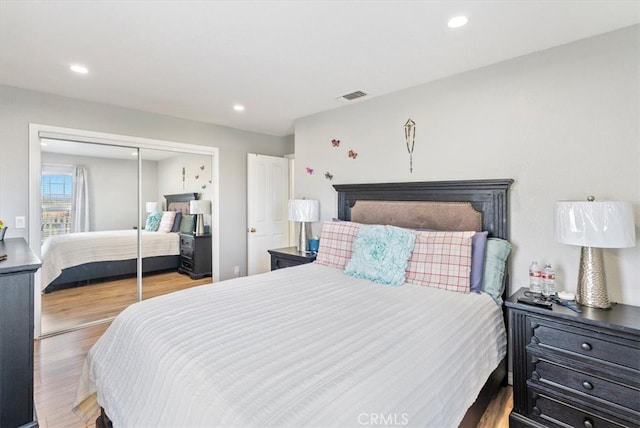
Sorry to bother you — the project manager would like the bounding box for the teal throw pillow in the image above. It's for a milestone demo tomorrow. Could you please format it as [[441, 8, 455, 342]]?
[[345, 225, 416, 286], [144, 212, 163, 232]]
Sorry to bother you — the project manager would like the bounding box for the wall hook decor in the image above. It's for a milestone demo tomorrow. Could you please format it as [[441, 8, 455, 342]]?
[[404, 118, 416, 173]]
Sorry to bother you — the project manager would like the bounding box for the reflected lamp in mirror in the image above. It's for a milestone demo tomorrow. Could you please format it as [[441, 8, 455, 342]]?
[[288, 199, 320, 252], [555, 197, 636, 309], [190, 200, 211, 236], [145, 202, 158, 213]]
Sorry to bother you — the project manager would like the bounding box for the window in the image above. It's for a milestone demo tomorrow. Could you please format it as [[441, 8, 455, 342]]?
[[41, 174, 72, 241]]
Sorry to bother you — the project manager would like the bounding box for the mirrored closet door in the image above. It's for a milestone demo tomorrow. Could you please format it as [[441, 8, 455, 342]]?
[[139, 148, 215, 301], [32, 127, 219, 338], [40, 140, 139, 335]]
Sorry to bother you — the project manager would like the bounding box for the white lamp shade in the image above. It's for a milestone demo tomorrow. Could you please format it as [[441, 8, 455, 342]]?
[[288, 199, 320, 222], [145, 202, 158, 213], [189, 200, 211, 215], [555, 201, 636, 248]]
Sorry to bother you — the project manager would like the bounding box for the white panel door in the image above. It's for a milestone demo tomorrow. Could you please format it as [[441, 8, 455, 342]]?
[[247, 154, 289, 275]]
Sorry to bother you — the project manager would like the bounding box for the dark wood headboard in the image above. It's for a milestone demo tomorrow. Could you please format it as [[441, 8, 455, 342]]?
[[334, 179, 513, 240], [334, 179, 514, 302]]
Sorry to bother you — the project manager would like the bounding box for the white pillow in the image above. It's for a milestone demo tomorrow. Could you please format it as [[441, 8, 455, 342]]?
[[157, 211, 177, 233]]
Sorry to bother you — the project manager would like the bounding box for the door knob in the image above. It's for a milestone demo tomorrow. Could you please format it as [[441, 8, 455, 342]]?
[[249, 227, 256, 233]]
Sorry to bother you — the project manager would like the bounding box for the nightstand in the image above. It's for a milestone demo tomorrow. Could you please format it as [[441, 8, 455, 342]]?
[[506, 287, 640, 428], [178, 233, 212, 279], [268, 246, 316, 270]]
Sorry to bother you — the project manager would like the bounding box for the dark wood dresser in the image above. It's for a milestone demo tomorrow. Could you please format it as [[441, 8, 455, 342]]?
[[0, 238, 41, 428], [506, 287, 640, 428], [268, 246, 317, 270]]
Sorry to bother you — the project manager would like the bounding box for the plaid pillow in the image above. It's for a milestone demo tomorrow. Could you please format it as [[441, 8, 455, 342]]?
[[315, 221, 361, 269], [406, 231, 475, 293]]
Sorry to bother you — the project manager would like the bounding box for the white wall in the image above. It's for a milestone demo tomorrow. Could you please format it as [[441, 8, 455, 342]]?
[[0, 86, 293, 280], [294, 26, 640, 306]]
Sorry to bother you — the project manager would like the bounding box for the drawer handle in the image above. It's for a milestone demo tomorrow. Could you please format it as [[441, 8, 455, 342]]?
[[583, 418, 594, 428], [582, 381, 594, 390], [581, 342, 593, 351]]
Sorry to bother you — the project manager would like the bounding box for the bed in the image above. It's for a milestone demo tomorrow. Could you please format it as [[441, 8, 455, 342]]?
[[74, 179, 513, 427], [41, 193, 198, 293]]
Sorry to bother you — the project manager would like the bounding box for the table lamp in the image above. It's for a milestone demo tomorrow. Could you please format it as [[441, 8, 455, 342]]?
[[190, 200, 211, 236], [555, 197, 636, 309], [145, 202, 158, 213], [288, 199, 320, 252]]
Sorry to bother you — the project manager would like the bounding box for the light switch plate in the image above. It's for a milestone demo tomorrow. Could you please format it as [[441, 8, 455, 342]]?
[[15, 216, 25, 229]]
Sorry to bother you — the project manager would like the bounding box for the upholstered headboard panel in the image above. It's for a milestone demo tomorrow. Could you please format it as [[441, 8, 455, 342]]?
[[350, 201, 482, 232]]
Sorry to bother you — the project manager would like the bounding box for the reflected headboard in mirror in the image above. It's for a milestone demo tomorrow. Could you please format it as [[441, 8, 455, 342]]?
[[164, 193, 199, 214]]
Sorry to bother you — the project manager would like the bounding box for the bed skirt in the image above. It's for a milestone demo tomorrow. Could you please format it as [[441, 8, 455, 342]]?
[[43, 255, 180, 293]]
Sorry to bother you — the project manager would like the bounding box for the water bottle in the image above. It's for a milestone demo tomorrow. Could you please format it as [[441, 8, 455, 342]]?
[[529, 261, 542, 294], [542, 264, 556, 296]]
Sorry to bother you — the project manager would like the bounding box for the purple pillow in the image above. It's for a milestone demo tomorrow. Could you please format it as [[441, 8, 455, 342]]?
[[470, 231, 489, 293], [171, 211, 183, 233]]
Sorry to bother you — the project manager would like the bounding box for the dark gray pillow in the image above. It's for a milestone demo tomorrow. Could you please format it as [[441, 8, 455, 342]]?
[[171, 211, 183, 233]]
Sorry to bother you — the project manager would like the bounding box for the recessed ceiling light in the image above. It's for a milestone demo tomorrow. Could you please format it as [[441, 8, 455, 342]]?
[[131, 151, 138, 156], [70, 64, 89, 74], [448, 16, 468, 29], [233, 105, 245, 112], [40, 141, 47, 146]]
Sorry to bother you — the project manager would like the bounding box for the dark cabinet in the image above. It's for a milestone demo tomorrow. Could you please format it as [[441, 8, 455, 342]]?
[[268, 246, 317, 271], [178, 233, 212, 279], [0, 238, 41, 428], [506, 287, 640, 428]]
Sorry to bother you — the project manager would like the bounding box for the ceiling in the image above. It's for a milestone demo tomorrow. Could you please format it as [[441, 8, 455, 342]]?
[[1, 1, 639, 137]]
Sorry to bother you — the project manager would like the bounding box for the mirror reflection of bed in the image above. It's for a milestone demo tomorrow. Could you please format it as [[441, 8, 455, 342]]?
[[39, 142, 214, 335]]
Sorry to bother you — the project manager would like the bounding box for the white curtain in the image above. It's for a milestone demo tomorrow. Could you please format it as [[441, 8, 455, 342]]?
[[71, 165, 89, 232]]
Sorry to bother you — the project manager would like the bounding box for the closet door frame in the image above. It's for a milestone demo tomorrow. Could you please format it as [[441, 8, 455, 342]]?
[[28, 123, 220, 338]]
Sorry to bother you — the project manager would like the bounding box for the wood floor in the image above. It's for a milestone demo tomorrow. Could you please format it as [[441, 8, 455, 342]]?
[[41, 271, 212, 334]]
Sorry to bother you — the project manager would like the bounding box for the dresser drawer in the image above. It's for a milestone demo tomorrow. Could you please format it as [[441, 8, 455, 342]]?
[[532, 360, 640, 411], [273, 257, 302, 269], [180, 234, 194, 250], [180, 259, 194, 271], [533, 320, 640, 370], [530, 391, 632, 428]]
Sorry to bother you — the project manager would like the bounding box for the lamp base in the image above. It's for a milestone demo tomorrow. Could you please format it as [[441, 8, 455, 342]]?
[[297, 222, 308, 252], [195, 213, 206, 236], [576, 246, 611, 309]]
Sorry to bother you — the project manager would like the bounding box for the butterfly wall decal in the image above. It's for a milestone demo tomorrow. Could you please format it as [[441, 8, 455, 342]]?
[[306, 167, 314, 175], [348, 150, 358, 159], [325, 172, 334, 180], [331, 139, 340, 147], [200, 165, 205, 170], [195, 174, 199, 179]]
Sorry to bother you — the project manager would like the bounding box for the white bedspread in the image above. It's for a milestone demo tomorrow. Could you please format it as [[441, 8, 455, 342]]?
[[74, 263, 506, 428], [41, 230, 180, 290]]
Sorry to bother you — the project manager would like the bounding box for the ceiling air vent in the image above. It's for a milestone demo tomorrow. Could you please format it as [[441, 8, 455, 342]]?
[[341, 90, 367, 101]]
